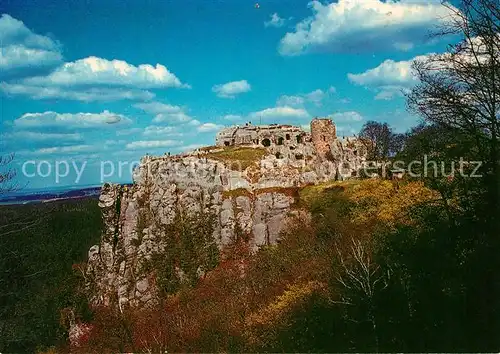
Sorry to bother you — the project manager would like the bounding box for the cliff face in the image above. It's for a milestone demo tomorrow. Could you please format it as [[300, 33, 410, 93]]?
[[87, 154, 305, 309], [86, 133, 367, 309]]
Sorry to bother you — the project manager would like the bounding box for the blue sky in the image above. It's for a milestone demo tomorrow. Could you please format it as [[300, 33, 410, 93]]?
[[0, 0, 458, 189]]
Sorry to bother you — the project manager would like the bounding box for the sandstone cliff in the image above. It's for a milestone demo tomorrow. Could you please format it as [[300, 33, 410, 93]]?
[[86, 130, 367, 309]]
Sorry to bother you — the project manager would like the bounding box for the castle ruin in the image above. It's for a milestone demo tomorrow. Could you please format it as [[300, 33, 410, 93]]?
[[215, 124, 307, 148], [215, 118, 365, 165]]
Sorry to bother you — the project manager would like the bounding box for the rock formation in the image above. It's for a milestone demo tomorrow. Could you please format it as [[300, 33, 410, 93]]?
[[86, 117, 368, 309]]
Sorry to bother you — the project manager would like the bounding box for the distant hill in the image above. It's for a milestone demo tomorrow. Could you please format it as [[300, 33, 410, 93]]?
[[0, 185, 103, 205]]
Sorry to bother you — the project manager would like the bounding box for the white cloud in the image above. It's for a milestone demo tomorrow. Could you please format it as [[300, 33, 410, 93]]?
[[348, 55, 426, 100], [0, 14, 59, 49], [13, 110, 132, 130], [276, 95, 305, 107], [36, 145, 97, 155], [265, 13, 286, 28], [305, 89, 326, 106], [1, 52, 188, 101], [197, 123, 224, 133], [23, 56, 189, 89], [142, 126, 183, 137], [276, 87, 335, 107], [134, 102, 183, 114], [330, 111, 364, 122], [336, 126, 358, 135], [330, 111, 365, 136], [125, 140, 182, 150], [212, 80, 251, 98], [4, 131, 83, 143], [0, 14, 63, 79], [0, 45, 63, 77], [116, 128, 143, 136], [134, 101, 195, 125], [350, 36, 500, 101], [153, 112, 193, 124], [249, 106, 310, 120], [0, 83, 154, 102], [188, 119, 201, 126], [279, 0, 457, 55]]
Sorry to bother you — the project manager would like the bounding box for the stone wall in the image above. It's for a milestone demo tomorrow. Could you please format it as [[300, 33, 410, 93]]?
[[216, 124, 307, 148], [310, 118, 337, 160]]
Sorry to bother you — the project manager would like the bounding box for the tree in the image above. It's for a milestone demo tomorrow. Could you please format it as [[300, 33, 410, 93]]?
[[359, 121, 405, 162], [0, 153, 18, 194], [407, 0, 499, 220], [406, 0, 500, 348]]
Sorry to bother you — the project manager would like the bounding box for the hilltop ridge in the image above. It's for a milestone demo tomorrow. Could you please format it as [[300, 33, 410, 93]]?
[[84, 117, 369, 311]]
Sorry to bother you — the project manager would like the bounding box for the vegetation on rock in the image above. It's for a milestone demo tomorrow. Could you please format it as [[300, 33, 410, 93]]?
[[205, 146, 267, 170]]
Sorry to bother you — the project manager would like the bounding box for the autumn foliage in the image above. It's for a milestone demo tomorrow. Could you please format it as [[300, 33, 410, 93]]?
[[73, 179, 446, 353]]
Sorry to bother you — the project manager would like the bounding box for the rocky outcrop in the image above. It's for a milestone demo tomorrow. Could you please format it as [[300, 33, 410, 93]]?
[[87, 155, 303, 309], [86, 118, 369, 310]]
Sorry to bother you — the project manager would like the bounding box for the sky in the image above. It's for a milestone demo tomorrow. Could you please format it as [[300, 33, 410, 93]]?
[[0, 0, 459, 189]]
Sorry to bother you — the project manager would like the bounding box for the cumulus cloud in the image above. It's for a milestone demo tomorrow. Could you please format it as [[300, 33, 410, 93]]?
[[23, 56, 189, 89], [276, 87, 335, 107], [265, 13, 286, 28], [329, 111, 365, 136], [249, 106, 310, 120], [350, 36, 500, 101], [330, 111, 364, 122], [278, 0, 457, 55], [134, 101, 195, 125], [305, 89, 327, 106], [142, 126, 183, 137], [197, 123, 224, 133], [1, 52, 188, 101], [348, 55, 425, 100], [0, 83, 154, 102], [134, 102, 183, 114], [212, 80, 251, 98], [152, 112, 194, 124], [125, 140, 182, 150], [13, 110, 132, 130], [0, 46, 63, 80], [0, 14, 63, 79], [276, 95, 305, 107]]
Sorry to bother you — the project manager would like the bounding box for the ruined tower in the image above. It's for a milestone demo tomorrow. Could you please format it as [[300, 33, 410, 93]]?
[[310, 118, 336, 159]]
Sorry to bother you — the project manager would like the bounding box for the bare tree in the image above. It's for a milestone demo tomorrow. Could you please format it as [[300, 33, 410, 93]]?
[[407, 1, 500, 347], [332, 237, 390, 352], [359, 121, 405, 162], [407, 0, 500, 217], [0, 153, 18, 194]]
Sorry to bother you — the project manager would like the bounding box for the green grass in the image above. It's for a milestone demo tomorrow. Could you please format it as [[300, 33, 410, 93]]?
[[206, 147, 267, 170]]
